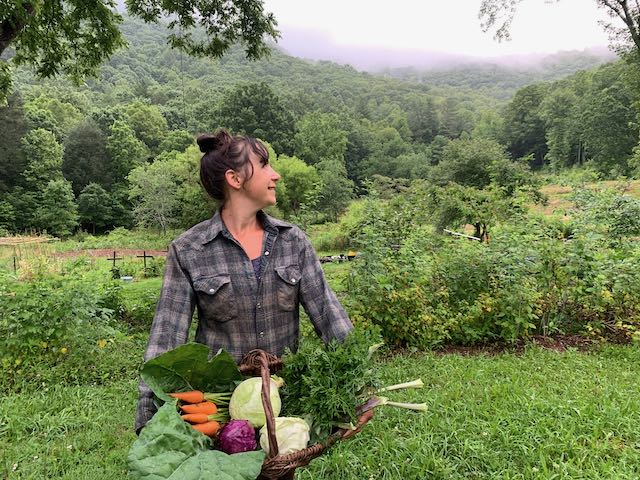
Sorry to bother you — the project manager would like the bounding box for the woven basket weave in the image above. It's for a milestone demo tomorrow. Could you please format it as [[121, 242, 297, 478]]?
[[238, 349, 374, 480]]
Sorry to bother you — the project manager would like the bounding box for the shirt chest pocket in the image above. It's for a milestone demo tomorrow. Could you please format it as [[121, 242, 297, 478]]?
[[193, 275, 237, 323], [274, 265, 301, 312]]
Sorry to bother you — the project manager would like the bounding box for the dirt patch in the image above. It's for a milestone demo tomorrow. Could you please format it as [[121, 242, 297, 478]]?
[[53, 249, 168, 259], [434, 335, 597, 357]]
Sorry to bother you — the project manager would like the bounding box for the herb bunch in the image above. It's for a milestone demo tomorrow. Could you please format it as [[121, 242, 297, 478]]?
[[280, 326, 383, 439]]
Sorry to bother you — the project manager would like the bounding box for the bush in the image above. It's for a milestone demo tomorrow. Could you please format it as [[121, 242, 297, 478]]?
[[0, 276, 113, 374], [344, 183, 640, 348]]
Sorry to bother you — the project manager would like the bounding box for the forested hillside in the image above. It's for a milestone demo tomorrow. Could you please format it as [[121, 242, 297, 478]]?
[[1, 15, 638, 237], [381, 48, 615, 99]]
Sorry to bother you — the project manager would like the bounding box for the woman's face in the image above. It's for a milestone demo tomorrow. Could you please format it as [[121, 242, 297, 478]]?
[[240, 152, 281, 208]]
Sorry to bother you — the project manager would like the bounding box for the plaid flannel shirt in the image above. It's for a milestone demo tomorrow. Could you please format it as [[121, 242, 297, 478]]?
[[135, 211, 353, 432]]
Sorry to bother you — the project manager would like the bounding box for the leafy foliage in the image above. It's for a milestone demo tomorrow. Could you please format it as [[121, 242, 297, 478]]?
[[0, 275, 111, 372], [128, 402, 264, 480], [344, 181, 640, 348], [280, 326, 383, 438]]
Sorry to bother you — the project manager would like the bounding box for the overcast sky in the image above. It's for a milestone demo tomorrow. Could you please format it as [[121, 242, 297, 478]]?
[[263, 0, 611, 57]]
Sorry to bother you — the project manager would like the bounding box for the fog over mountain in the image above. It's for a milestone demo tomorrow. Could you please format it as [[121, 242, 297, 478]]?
[[276, 25, 616, 72]]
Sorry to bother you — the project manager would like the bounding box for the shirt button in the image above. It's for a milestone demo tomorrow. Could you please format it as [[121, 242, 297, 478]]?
[[209, 288, 215, 293], [259, 331, 265, 337], [291, 278, 296, 283], [264, 251, 270, 256], [257, 303, 261, 309]]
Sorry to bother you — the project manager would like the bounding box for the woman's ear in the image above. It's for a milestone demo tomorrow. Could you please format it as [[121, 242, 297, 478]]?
[[224, 169, 242, 191]]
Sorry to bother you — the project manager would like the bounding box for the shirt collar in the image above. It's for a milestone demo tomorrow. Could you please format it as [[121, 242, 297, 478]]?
[[202, 210, 292, 244]]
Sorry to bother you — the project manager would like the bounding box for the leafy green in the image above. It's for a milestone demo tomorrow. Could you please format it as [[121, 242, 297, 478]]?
[[280, 326, 383, 440], [141, 343, 242, 402], [128, 402, 265, 480]]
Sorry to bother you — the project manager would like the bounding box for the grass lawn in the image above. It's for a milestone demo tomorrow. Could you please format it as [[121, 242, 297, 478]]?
[[2, 344, 640, 479]]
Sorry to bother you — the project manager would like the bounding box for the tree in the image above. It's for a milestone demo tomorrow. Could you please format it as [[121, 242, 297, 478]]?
[[501, 84, 548, 167], [24, 93, 84, 139], [423, 182, 524, 242], [20, 128, 64, 190], [128, 159, 178, 232], [124, 101, 168, 153], [0, 0, 279, 102], [363, 126, 413, 178], [271, 155, 321, 219], [430, 137, 511, 189], [579, 82, 637, 174], [217, 82, 296, 155], [62, 118, 112, 194], [315, 159, 355, 222], [0, 92, 29, 192], [158, 129, 194, 154], [404, 93, 440, 144], [479, 1, 640, 58], [106, 120, 149, 182], [293, 111, 348, 165], [77, 183, 114, 233], [539, 87, 580, 169], [33, 179, 79, 237]]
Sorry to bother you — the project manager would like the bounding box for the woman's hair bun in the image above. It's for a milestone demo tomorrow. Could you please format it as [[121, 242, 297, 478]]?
[[197, 130, 232, 154]]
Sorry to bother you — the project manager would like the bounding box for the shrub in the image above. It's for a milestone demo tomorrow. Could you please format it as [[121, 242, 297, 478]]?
[[0, 276, 113, 373], [344, 183, 640, 348]]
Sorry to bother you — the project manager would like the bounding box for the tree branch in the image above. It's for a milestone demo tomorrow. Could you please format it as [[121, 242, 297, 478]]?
[[602, 0, 640, 50], [0, 2, 35, 56]]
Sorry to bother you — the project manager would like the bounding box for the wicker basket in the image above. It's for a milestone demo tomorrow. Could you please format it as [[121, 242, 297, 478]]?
[[238, 349, 374, 480]]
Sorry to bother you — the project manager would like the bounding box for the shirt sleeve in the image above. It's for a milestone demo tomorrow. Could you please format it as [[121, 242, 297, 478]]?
[[297, 230, 353, 343], [135, 241, 196, 433]]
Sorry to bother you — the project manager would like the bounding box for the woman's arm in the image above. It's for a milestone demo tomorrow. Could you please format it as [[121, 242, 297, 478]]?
[[135, 242, 196, 433], [297, 231, 353, 343]]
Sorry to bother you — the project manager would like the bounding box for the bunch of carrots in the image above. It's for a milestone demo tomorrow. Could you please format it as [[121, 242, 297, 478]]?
[[169, 390, 232, 437]]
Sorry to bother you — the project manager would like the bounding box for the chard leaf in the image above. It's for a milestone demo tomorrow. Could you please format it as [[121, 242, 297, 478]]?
[[128, 403, 264, 480], [167, 450, 265, 479], [128, 402, 211, 479], [141, 343, 242, 401]]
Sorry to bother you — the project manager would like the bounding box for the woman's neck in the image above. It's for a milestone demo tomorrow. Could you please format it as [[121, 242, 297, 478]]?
[[220, 203, 261, 238]]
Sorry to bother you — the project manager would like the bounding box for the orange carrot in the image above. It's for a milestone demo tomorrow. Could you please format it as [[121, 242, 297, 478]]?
[[181, 413, 209, 424], [192, 420, 221, 437], [169, 391, 204, 404], [181, 410, 229, 424], [181, 401, 218, 415]]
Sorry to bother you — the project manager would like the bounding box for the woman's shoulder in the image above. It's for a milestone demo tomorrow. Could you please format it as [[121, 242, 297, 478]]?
[[262, 213, 307, 241], [171, 217, 218, 251]]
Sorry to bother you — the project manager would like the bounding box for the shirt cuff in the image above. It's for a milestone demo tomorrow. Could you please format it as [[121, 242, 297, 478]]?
[[135, 396, 157, 435]]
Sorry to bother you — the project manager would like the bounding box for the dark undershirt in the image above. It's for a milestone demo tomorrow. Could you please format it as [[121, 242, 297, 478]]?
[[251, 257, 262, 281]]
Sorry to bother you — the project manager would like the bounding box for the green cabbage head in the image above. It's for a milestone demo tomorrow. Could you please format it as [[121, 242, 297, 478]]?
[[229, 375, 284, 428], [259, 417, 310, 455]]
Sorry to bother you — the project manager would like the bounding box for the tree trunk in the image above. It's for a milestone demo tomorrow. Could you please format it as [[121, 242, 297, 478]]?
[[0, 3, 35, 56]]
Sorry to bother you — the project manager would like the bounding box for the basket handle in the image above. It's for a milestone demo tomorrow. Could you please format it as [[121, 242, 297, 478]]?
[[258, 350, 280, 459]]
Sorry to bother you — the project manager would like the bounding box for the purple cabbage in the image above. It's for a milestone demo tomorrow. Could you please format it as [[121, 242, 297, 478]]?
[[218, 420, 257, 454]]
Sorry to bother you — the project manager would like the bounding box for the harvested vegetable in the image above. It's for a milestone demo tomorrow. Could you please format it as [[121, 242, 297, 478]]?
[[169, 390, 205, 403], [259, 417, 310, 455], [218, 420, 258, 454], [127, 402, 265, 480], [181, 410, 229, 424], [169, 390, 233, 405], [180, 401, 218, 415], [192, 420, 221, 437], [229, 376, 284, 428], [357, 395, 427, 414], [280, 326, 383, 437], [377, 379, 424, 392]]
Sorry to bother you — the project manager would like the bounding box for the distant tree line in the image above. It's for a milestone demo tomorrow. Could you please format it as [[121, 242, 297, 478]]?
[[0, 16, 639, 237]]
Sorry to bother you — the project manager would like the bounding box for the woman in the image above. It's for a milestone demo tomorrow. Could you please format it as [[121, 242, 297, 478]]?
[[135, 130, 353, 432]]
